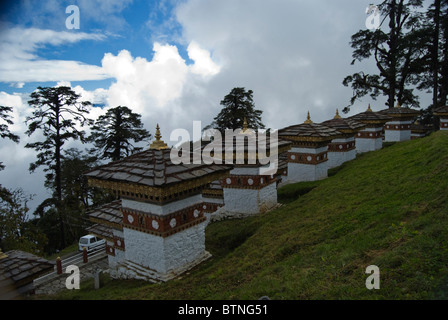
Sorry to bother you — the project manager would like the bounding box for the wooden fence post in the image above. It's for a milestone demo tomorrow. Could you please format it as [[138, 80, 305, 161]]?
[[83, 247, 88, 263], [56, 257, 62, 274]]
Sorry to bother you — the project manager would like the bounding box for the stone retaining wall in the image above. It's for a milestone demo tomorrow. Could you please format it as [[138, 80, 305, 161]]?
[[34, 256, 108, 295]]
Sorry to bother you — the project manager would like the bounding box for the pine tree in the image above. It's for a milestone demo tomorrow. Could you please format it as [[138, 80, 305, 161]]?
[[0, 106, 20, 171], [0, 187, 47, 254], [205, 87, 265, 133], [25, 86, 92, 249], [417, 0, 448, 110], [89, 106, 151, 162], [342, 0, 425, 112]]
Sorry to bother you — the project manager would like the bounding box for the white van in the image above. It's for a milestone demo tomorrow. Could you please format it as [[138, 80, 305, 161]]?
[[78, 235, 105, 252]]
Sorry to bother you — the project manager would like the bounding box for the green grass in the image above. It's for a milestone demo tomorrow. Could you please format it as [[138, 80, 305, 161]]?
[[45, 243, 79, 260], [46, 131, 448, 300]]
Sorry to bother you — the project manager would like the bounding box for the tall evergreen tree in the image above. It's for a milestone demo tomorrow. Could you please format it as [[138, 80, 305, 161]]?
[[25, 86, 92, 249], [0, 187, 47, 254], [89, 106, 151, 162], [417, 0, 448, 110], [342, 0, 425, 112], [0, 106, 20, 171], [38, 148, 115, 250], [205, 87, 265, 133], [440, 1, 448, 107]]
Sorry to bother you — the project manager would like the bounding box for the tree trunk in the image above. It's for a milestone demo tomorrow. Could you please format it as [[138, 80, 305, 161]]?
[[388, 0, 398, 108], [433, 0, 441, 108], [440, 4, 448, 106], [55, 104, 65, 249], [113, 109, 122, 161]]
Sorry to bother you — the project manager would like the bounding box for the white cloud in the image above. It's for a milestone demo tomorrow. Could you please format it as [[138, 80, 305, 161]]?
[[0, 27, 108, 83], [101, 41, 221, 113], [0, 91, 27, 134], [173, 0, 388, 128], [0, 0, 434, 216], [188, 41, 220, 77], [0, 91, 49, 211], [9, 82, 25, 89], [76, 0, 134, 31]]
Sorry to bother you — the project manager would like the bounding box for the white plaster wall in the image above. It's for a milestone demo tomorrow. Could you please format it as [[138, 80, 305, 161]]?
[[230, 167, 262, 175], [286, 161, 328, 182], [355, 127, 383, 153], [316, 162, 327, 180], [330, 137, 353, 144], [123, 222, 207, 274], [122, 194, 202, 215], [327, 137, 355, 169], [374, 137, 383, 150], [384, 120, 412, 142], [356, 138, 379, 153], [107, 240, 118, 269], [343, 149, 357, 162], [290, 146, 328, 154], [123, 228, 165, 273], [327, 152, 344, 169], [223, 182, 277, 214], [231, 164, 277, 176], [163, 222, 206, 273], [386, 120, 411, 126], [111, 229, 125, 266], [385, 129, 411, 142], [363, 127, 380, 132]]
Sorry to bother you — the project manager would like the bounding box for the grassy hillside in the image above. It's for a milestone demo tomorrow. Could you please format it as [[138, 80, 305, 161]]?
[[50, 131, 448, 300]]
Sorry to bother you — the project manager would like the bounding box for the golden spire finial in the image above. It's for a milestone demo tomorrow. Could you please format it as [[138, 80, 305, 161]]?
[[150, 123, 168, 150], [366, 104, 373, 112], [304, 111, 313, 124], [334, 109, 342, 119], [155, 123, 162, 140], [240, 117, 254, 134]]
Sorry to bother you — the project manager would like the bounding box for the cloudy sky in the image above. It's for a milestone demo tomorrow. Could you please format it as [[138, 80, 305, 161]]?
[[0, 0, 430, 213]]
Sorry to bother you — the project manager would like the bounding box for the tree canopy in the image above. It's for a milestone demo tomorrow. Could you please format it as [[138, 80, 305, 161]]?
[[343, 0, 426, 112], [0, 106, 20, 171], [205, 87, 265, 133], [0, 187, 47, 255], [89, 106, 151, 162], [25, 86, 92, 249]]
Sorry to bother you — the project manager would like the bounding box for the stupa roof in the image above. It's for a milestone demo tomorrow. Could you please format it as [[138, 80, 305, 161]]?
[[321, 109, 366, 134], [0, 250, 54, 298], [202, 180, 224, 199], [434, 106, 448, 116], [87, 200, 123, 231], [202, 122, 292, 165], [86, 148, 228, 187], [279, 112, 342, 144], [85, 125, 232, 203], [86, 223, 114, 241], [379, 103, 420, 119], [349, 104, 392, 125]]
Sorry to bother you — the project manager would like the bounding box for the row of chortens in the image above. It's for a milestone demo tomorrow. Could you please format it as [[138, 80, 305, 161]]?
[[84, 103, 448, 282]]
